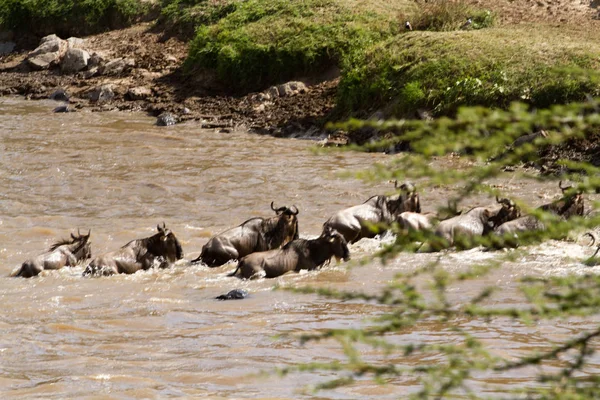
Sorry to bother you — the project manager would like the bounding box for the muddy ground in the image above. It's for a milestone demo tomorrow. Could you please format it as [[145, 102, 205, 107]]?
[[0, 22, 338, 137]]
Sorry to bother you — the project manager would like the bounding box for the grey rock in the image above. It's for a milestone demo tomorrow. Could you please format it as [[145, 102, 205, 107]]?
[[215, 289, 248, 300], [53, 105, 70, 113], [277, 83, 294, 97], [266, 86, 279, 99], [101, 57, 135, 76], [61, 48, 90, 74], [267, 81, 308, 98], [27, 34, 67, 70], [126, 86, 152, 101], [27, 52, 62, 70], [49, 89, 69, 102], [66, 37, 85, 50], [87, 51, 106, 70], [89, 85, 114, 103], [39, 34, 61, 46], [287, 81, 307, 93], [156, 112, 177, 126]]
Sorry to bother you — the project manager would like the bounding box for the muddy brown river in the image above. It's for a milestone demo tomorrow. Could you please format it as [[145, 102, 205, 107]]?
[[1, 97, 599, 398]]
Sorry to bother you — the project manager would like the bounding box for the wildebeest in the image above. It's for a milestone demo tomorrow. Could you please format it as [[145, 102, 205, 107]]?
[[83, 223, 183, 276], [322, 181, 421, 243], [397, 212, 439, 232], [432, 197, 520, 248], [191, 202, 299, 267], [12, 230, 92, 278], [228, 227, 350, 279], [495, 181, 584, 236]]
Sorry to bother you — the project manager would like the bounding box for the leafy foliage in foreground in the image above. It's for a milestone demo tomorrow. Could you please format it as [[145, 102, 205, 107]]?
[[282, 99, 600, 398]]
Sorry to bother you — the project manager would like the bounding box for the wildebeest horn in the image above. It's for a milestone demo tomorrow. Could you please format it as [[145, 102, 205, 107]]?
[[559, 180, 572, 193], [290, 205, 299, 215], [270, 201, 287, 213], [584, 232, 598, 247]]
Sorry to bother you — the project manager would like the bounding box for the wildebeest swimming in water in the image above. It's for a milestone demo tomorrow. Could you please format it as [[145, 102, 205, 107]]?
[[12, 230, 92, 278], [83, 223, 183, 276], [228, 227, 350, 280], [191, 202, 299, 268], [322, 180, 421, 243], [495, 181, 585, 237]]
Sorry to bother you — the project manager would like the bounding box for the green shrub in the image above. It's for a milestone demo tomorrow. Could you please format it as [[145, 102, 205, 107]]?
[[400, 0, 495, 32], [157, 0, 237, 39], [0, 0, 152, 38], [185, 0, 392, 92]]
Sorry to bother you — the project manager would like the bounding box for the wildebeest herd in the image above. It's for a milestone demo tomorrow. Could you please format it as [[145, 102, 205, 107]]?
[[10, 180, 587, 280]]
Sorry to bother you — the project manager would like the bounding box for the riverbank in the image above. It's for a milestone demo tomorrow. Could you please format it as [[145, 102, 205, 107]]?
[[0, 0, 599, 141]]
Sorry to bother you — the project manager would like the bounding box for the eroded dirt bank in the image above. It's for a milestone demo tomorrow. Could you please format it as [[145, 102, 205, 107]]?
[[0, 23, 338, 136]]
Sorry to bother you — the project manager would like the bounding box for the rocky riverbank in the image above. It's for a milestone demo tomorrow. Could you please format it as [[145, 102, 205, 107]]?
[[0, 23, 338, 137]]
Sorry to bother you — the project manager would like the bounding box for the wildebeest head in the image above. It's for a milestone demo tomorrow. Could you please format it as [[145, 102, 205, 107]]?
[[322, 226, 350, 262], [539, 181, 584, 219], [51, 229, 92, 260], [390, 180, 421, 214], [152, 223, 184, 262], [488, 197, 521, 230], [270, 201, 300, 242]]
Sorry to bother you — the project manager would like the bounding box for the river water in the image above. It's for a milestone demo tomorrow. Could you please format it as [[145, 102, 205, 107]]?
[[1, 97, 599, 398]]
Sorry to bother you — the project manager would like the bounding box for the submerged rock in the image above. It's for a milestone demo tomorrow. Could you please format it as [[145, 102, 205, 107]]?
[[156, 112, 177, 126], [215, 289, 249, 300]]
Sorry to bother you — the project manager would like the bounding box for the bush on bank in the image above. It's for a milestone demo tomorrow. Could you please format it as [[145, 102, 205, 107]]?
[[184, 0, 396, 92], [0, 0, 153, 38], [157, 0, 237, 40]]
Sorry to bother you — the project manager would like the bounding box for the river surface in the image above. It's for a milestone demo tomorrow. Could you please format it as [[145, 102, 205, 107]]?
[[1, 97, 599, 399]]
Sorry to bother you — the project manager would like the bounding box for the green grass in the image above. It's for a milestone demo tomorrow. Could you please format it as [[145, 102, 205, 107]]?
[[337, 25, 600, 118], [157, 0, 238, 39], [184, 0, 402, 92], [0, 0, 153, 38]]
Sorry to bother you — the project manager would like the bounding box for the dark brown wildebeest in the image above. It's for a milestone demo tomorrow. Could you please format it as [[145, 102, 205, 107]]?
[[495, 181, 584, 236], [191, 202, 299, 268], [433, 197, 520, 247], [82, 223, 183, 276], [228, 227, 350, 279], [12, 230, 92, 278], [322, 181, 421, 243]]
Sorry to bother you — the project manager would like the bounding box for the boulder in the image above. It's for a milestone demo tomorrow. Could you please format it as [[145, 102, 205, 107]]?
[[277, 83, 295, 97], [89, 85, 114, 103], [27, 34, 67, 70], [126, 86, 152, 101], [156, 112, 177, 126], [66, 37, 85, 50], [61, 48, 90, 74], [266, 81, 308, 99], [101, 57, 135, 76], [87, 51, 107, 70]]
